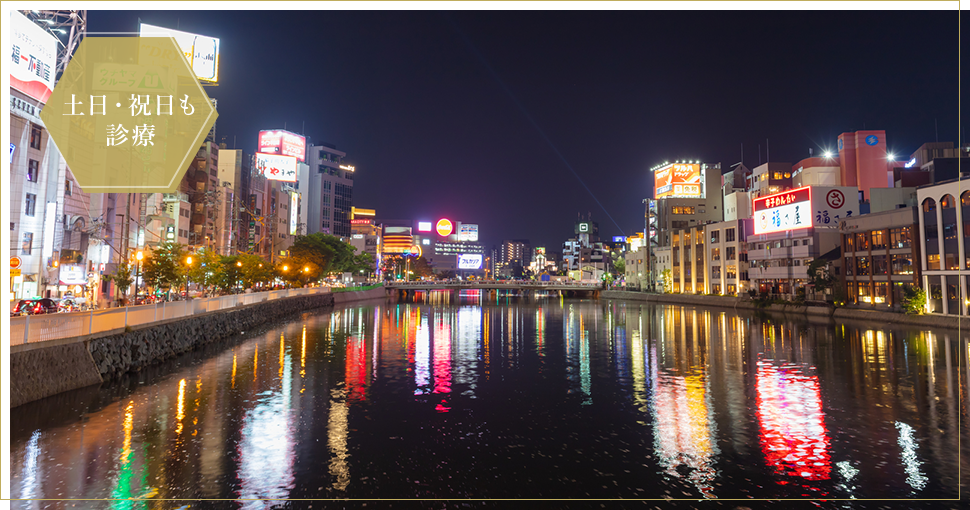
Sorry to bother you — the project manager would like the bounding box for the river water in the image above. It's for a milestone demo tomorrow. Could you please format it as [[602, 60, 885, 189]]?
[[9, 292, 969, 506]]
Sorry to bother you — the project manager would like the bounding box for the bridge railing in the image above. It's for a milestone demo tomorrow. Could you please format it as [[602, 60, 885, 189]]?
[[9, 287, 332, 347], [387, 280, 604, 288]]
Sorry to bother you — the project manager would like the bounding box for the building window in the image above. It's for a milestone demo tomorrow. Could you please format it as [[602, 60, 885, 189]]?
[[30, 125, 42, 149], [872, 255, 888, 275], [712, 265, 721, 279], [727, 247, 736, 260], [65, 179, 72, 196], [27, 159, 39, 182], [927, 254, 940, 270], [726, 228, 736, 242], [711, 248, 720, 261], [855, 233, 869, 251], [671, 206, 695, 215], [22, 232, 33, 254], [941, 194, 955, 209], [946, 253, 959, 270], [24, 193, 36, 217], [922, 198, 936, 213], [869, 230, 886, 250], [891, 227, 911, 249], [710, 231, 720, 243], [856, 256, 870, 276], [892, 254, 914, 275]]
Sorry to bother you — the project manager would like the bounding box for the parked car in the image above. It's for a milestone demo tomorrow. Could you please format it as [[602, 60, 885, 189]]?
[[11, 298, 60, 316]]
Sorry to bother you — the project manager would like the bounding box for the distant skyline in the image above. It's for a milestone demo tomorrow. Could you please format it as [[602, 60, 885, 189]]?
[[89, 7, 966, 251]]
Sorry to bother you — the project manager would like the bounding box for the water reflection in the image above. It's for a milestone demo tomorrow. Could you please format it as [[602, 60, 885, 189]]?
[[9, 298, 965, 502]]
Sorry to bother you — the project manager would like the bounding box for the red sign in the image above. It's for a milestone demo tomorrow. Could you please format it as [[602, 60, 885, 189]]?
[[436, 218, 453, 237], [826, 189, 845, 209], [351, 219, 372, 225], [10, 256, 22, 269], [753, 186, 812, 212], [258, 130, 306, 162]]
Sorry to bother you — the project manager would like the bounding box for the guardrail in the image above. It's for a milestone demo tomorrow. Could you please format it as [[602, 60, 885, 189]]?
[[10, 287, 332, 347], [387, 281, 604, 288]]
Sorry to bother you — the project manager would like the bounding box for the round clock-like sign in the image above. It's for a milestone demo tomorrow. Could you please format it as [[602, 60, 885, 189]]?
[[436, 218, 453, 237]]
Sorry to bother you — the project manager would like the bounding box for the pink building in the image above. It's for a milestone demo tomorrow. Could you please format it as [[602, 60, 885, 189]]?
[[837, 130, 891, 201]]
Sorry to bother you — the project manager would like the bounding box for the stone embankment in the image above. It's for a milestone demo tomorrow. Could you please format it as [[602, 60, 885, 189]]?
[[600, 290, 970, 330], [11, 286, 390, 408]]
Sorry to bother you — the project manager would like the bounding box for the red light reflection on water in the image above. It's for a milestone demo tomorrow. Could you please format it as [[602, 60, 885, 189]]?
[[345, 336, 367, 402], [755, 359, 831, 482], [432, 320, 452, 412]]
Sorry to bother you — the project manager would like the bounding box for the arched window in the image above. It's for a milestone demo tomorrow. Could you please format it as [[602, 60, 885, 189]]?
[[941, 194, 956, 209], [923, 198, 937, 213], [961, 191, 970, 207]]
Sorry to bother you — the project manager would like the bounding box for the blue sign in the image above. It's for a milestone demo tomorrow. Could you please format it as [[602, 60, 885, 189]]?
[[838, 138, 843, 151], [612, 236, 626, 243], [865, 135, 878, 146]]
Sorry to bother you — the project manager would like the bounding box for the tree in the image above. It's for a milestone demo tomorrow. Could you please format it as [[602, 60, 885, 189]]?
[[902, 285, 927, 315], [806, 258, 835, 297], [237, 253, 275, 289], [661, 268, 673, 294], [349, 253, 376, 277], [410, 256, 434, 280], [217, 255, 243, 293], [185, 248, 223, 295], [105, 260, 135, 305], [613, 256, 625, 276], [142, 242, 184, 294], [289, 232, 359, 278]]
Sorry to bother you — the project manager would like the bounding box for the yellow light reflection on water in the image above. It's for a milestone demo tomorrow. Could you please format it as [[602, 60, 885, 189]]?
[[231, 352, 237, 389], [328, 388, 350, 491], [279, 333, 285, 380], [120, 401, 134, 464], [175, 378, 186, 435]]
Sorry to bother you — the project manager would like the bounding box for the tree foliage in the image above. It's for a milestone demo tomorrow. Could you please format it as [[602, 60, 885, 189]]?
[[289, 233, 358, 278], [806, 258, 834, 292], [185, 248, 223, 295], [106, 260, 135, 303], [902, 285, 927, 315], [217, 255, 243, 292], [142, 242, 184, 292], [661, 268, 673, 294], [237, 253, 275, 289]]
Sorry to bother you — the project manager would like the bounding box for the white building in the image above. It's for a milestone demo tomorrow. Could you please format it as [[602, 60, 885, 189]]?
[[704, 219, 752, 295]]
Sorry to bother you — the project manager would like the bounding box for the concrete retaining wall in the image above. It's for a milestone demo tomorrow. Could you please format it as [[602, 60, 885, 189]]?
[[601, 290, 969, 330], [11, 287, 390, 409]]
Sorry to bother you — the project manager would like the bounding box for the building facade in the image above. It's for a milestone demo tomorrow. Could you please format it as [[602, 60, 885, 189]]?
[[840, 207, 920, 310], [916, 179, 970, 315], [704, 219, 752, 295], [305, 144, 353, 238]]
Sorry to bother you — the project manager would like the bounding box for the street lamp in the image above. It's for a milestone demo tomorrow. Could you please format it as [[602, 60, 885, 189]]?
[[185, 255, 193, 297], [136, 250, 143, 303]]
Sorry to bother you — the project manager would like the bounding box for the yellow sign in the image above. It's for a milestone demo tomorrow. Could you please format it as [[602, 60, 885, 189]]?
[[11, 269, 22, 277], [40, 37, 217, 193]]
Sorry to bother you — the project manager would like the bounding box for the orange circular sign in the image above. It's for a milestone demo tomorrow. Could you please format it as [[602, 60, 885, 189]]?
[[11, 256, 22, 269], [436, 218, 453, 237]]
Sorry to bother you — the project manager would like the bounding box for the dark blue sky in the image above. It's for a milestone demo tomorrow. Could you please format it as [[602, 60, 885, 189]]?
[[90, 9, 965, 252]]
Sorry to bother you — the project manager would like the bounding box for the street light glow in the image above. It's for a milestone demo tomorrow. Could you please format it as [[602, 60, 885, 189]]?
[[186, 256, 193, 265]]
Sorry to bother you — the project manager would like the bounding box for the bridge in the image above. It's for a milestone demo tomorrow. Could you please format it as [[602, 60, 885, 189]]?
[[385, 280, 604, 298]]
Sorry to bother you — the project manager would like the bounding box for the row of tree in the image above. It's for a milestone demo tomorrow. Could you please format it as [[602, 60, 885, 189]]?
[[106, 233, 375, 301]]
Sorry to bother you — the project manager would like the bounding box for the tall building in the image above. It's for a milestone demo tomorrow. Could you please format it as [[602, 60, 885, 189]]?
[[305, 144, 354, 239], [651, 161, 723, 248], [837, 130, 890, 201], [501, 239, 532, 267], [749, 161, 793, 199], [562, 220, 611, 280], [350, 207, 380, 276]]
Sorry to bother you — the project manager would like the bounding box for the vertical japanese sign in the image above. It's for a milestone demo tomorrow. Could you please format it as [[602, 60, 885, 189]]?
[[10, 11, 58, 103]]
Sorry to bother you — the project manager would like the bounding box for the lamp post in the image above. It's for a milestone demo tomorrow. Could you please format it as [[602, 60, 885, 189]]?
[[185, 255, 193, 298], [136, 250, 143, 303]]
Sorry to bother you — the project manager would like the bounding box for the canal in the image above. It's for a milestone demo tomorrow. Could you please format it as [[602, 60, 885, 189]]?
[[9, 292, 968, 505]]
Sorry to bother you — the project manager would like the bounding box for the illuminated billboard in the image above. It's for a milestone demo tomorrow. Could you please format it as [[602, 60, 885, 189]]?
[[458, 254, 483, 270], [10, 11, 58, 102], [255, 153, 297, 182], [289, 192, 299, 235], [417, 221, 432, 232], [139, 23, 220, 83], [654, 163, 704, 199], [612, 236, 626, 243], [258, 130, 306, 162], [458, 223, 479, 242], [436, 219, 453, 237], [753, 186, 859, 235]]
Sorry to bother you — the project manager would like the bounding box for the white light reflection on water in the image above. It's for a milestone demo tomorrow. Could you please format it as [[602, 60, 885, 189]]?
[[235, 347, 295, 505], [328, 388, 351, 491], [414, 314, 430, 395], [895, 421, 927, 492], [19, 430, 42, 500], [455, 306, 481, 396]]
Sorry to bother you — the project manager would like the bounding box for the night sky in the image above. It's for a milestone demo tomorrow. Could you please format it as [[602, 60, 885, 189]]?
[[89, 8, 965, 252]]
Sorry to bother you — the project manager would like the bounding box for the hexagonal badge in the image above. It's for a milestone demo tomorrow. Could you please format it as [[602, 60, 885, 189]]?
[[40, 36, 217, 193]]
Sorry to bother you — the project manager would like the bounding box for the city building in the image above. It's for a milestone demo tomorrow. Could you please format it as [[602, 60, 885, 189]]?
[[792, 156, 841, 188], [747, 186, 858, 297], [624, 247, 648, 291], [916, 179, 970, 315], [306, 143, 354, 238], [562, 220, 611, 281], [840, 206, 920, 310], [749, 161, 793, 199], [500, 239, 531, 268], [651, 161, 723, 247], [350, 207, 380, 276], [837, 130, 891, 201], [704, 219, 752, 295]]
